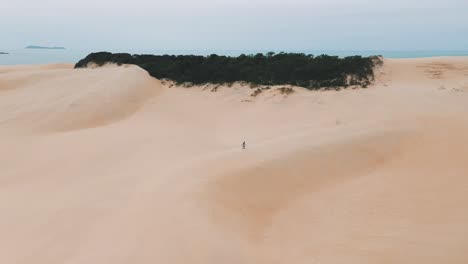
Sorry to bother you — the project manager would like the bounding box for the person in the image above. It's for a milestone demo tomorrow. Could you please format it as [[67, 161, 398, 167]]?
[[242, 141, 246, 150]]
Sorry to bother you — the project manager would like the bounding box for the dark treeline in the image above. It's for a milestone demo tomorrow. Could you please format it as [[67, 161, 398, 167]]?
[[75, 52, 382, 89]]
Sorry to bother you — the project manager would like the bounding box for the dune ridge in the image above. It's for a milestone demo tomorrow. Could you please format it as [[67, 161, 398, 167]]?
[[0, 57, 468, 264], [0, 64, 159, 133]]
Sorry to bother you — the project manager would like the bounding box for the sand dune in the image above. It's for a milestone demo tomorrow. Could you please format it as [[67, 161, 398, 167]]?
[[1, 57, 468, 264], [0, 64, 159, 133]]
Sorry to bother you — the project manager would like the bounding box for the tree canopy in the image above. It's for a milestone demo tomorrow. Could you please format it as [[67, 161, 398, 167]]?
[[75, 52, 382, 89]]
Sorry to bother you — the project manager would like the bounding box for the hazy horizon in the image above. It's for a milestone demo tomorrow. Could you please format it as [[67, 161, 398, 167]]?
[[1, 0, 468, 51]]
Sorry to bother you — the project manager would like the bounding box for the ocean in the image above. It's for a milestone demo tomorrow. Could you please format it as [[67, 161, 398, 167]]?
[[1, 49, 468, 65]]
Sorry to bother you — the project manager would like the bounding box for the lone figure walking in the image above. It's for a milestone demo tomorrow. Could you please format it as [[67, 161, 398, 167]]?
[[242, 141, 246, 150]]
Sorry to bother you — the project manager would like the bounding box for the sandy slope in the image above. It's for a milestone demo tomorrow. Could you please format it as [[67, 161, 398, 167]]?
[[0, 57, 468, 264]]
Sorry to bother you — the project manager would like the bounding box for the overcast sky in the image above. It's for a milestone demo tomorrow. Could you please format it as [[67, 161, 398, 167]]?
[[1, 0, 467, 51]]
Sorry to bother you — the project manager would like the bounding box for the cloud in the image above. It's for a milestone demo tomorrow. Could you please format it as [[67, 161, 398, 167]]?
[[1, 0, 467, 50], [4, 0, 467, 9]]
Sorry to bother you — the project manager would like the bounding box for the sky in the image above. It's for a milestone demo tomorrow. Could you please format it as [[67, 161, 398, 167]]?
[[1, 0, 468, 51]]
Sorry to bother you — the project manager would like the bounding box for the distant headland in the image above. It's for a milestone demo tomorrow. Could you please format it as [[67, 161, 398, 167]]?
[[25, 45, 66, 50], [0, 52, 9, 55]]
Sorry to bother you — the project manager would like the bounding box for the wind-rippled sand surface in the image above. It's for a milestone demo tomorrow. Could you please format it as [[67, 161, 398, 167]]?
[[1, 58, 468, 264]]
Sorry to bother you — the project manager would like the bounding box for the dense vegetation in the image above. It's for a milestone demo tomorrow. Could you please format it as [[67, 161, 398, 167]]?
[[75, 52, 382, 89]]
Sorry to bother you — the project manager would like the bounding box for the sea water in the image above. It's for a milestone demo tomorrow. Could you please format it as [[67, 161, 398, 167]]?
[[1, 49, 468, 65]]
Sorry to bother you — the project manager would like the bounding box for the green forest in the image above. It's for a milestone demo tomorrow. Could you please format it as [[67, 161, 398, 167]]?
[[75, 52, 382, 89]]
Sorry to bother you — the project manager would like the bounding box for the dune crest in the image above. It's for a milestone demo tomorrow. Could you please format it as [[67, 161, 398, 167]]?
[[0, 64, 160, 133]]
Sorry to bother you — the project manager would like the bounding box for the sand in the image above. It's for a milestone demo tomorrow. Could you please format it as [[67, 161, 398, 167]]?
[[0, 57, 468, 263]]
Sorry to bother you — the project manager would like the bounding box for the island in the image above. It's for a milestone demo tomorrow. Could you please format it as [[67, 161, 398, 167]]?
[[0, 52, 9, 55], [25, 45, 66, 50]]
